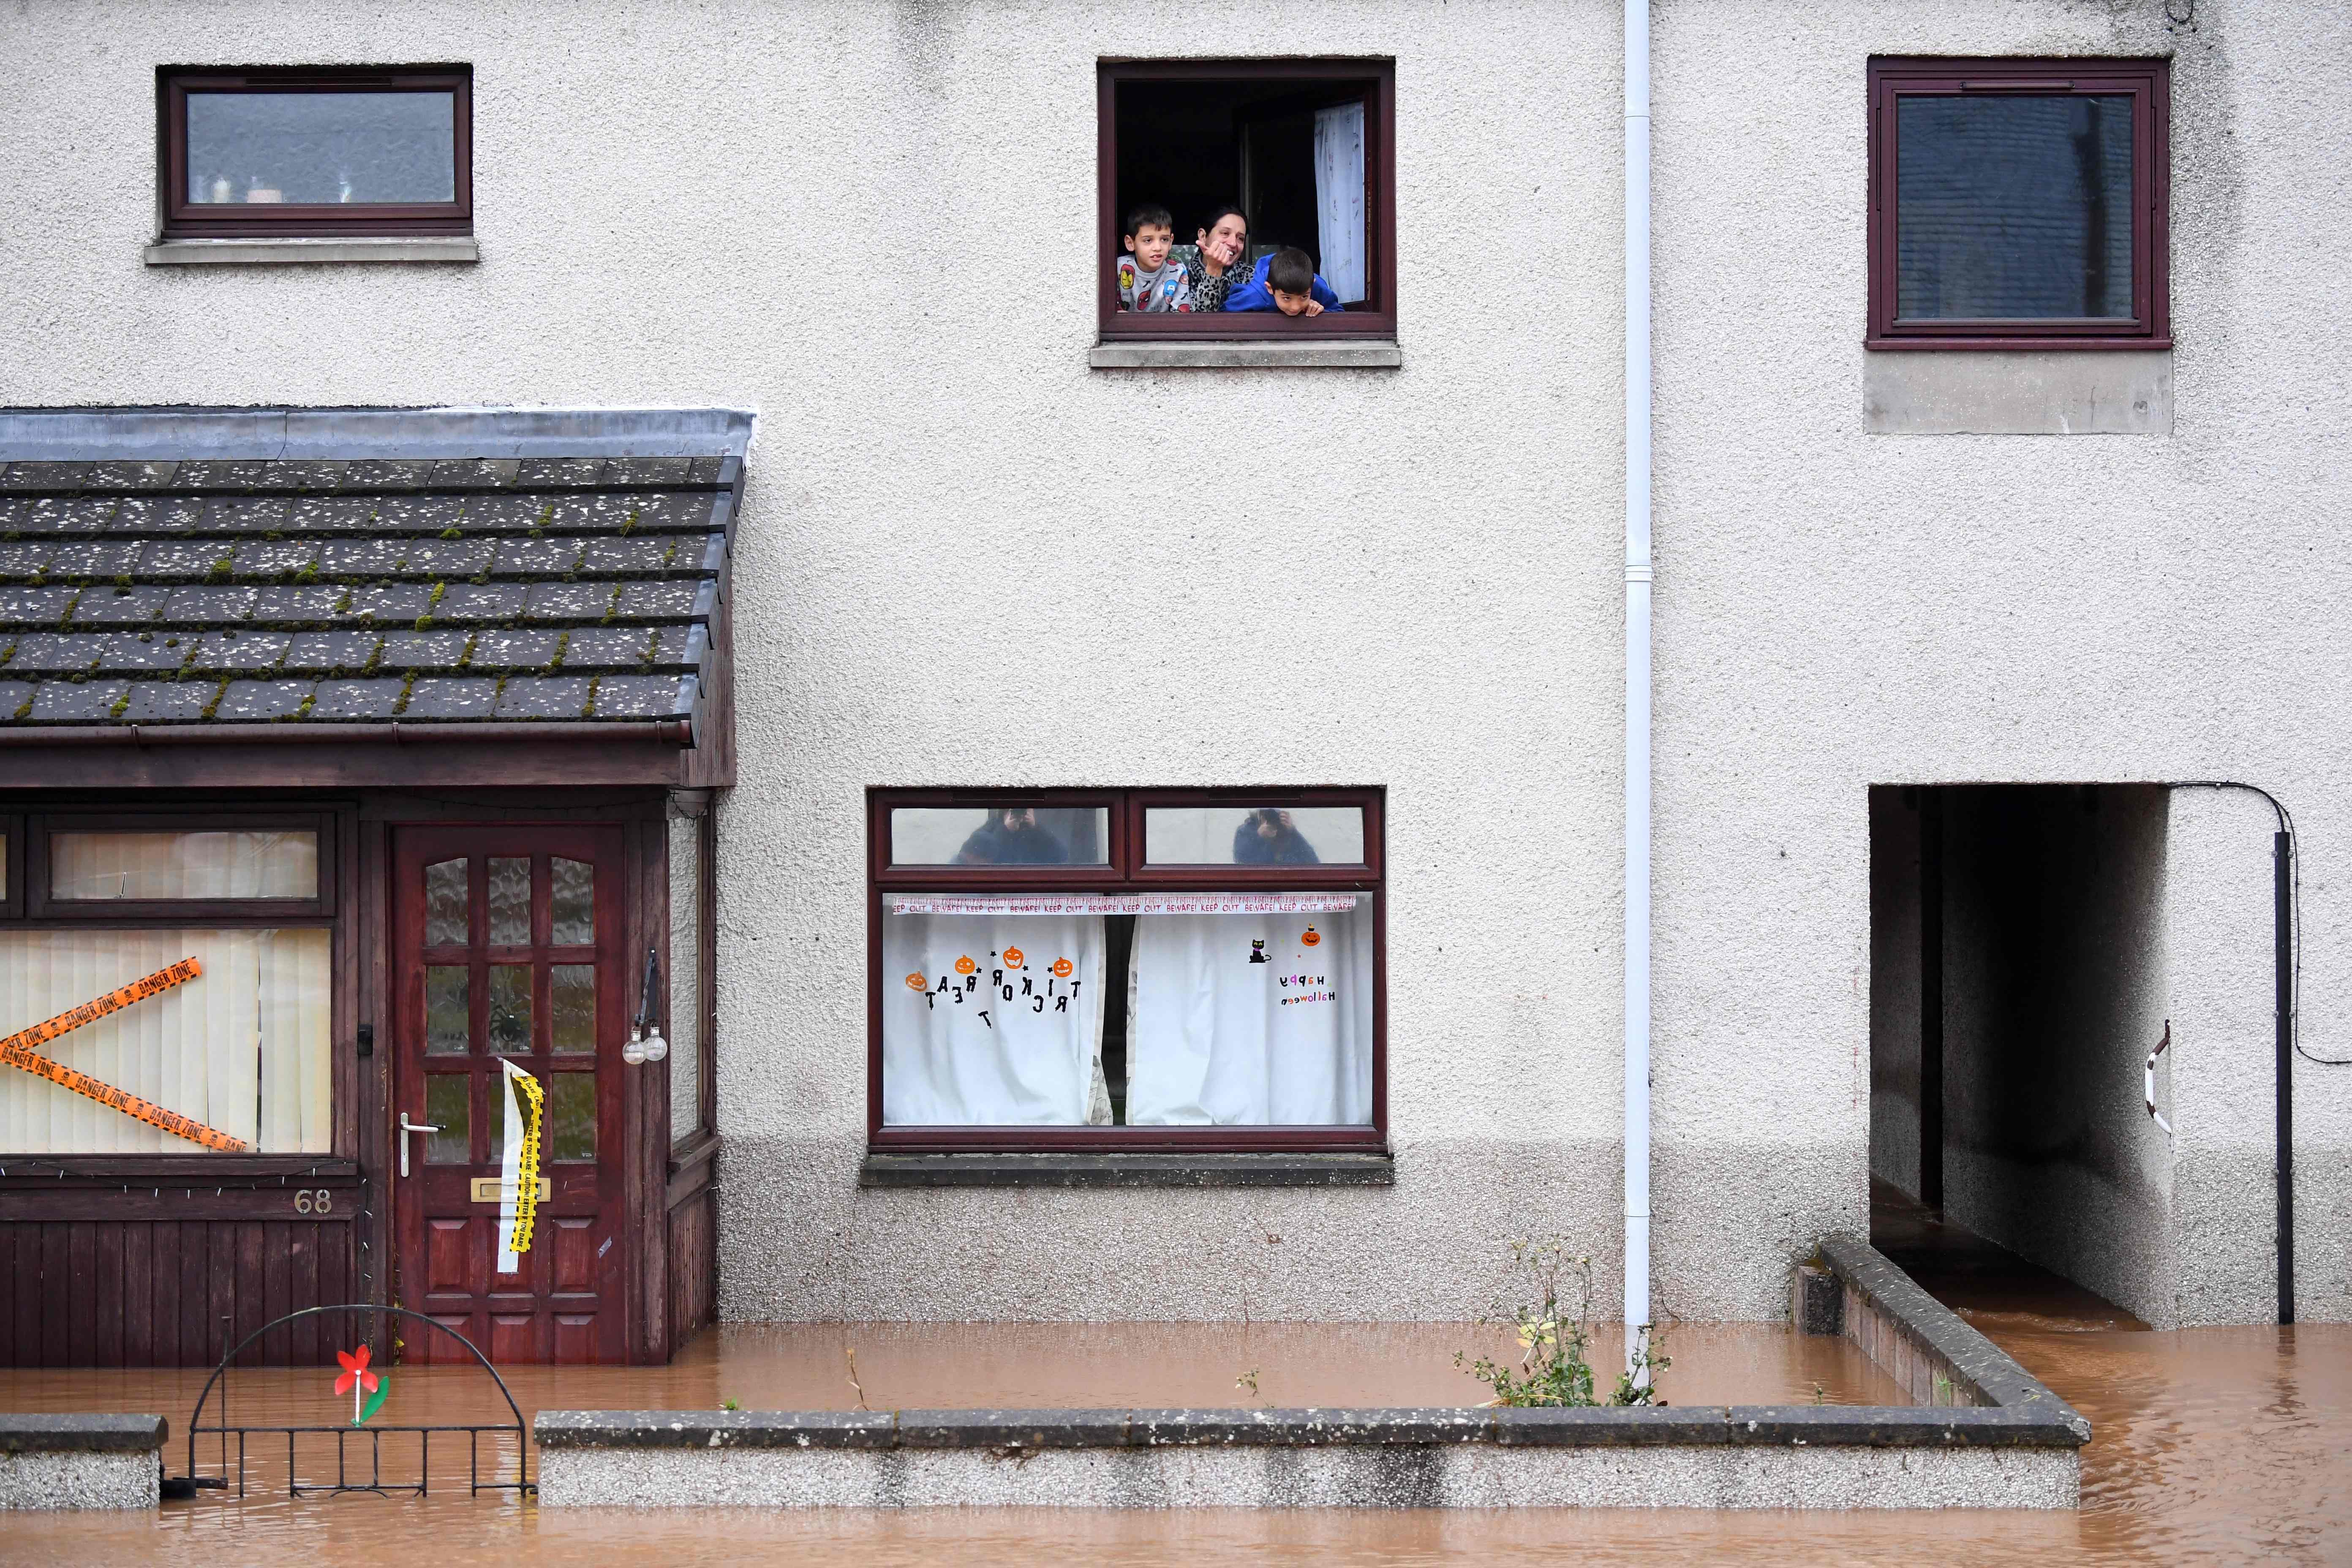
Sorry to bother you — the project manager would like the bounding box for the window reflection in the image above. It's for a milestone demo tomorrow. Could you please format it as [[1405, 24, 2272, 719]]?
[[1144, 807, 1362, 865], [187, 91, 456, 205], [52, 831, 318, 900], [1897, 95, 2134, 320], [890, 807, 1109, 866]]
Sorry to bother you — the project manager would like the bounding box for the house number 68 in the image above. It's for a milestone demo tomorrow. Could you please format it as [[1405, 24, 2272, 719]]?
[[293, 1189, 333, 1214]]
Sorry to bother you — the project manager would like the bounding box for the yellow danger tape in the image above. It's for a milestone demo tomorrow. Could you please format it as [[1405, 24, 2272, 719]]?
[[0, 958, 250, 1153], [509, 1070, 544, 1255]]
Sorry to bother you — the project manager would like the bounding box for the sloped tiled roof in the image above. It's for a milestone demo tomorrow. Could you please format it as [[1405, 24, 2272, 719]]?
[[0, 454, 741, 731]]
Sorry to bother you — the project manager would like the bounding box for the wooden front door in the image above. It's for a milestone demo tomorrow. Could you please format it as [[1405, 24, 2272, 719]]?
[[392, 826, 629, 1364]]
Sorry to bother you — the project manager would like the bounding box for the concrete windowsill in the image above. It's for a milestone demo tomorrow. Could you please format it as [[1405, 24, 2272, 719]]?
[[144, 237, 480, 266], [858, 1151, 1395, 1188], [1865, 349, 2172, 435], [1090, 340, 1402, 370]]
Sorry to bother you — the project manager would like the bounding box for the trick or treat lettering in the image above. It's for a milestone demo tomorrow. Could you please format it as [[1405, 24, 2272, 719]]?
[[920, 950, 1080, 1024]]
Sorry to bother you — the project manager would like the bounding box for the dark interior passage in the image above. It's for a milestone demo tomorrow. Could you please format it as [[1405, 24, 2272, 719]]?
[[1872, 1178, 2146, 1331], [1870, 785, 2172, 1324]]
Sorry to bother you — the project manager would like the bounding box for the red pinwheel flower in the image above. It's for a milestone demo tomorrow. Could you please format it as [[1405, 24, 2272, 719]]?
[[333, 1344, 379, 1397]]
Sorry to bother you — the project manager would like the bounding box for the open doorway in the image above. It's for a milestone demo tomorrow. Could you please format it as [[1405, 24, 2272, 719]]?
[[1869, 785, 2172, 1322]]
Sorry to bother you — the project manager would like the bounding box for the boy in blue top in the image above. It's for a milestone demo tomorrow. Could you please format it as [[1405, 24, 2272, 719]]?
[[1221, 247, 1344, 316]]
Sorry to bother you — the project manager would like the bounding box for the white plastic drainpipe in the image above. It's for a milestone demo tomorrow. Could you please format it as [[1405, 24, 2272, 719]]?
[[1622, 0, 1655, 1357]]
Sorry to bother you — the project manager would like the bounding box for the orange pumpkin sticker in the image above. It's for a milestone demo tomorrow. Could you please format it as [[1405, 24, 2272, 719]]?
[[1002, 946, 1025, 969], [1051, 956, 1073, 978], [954, 955, 976, 976], [1301, 926, 1322, 947], [903, 972, 928, 992]]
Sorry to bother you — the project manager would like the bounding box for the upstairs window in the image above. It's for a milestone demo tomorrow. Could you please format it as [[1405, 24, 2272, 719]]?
[[1099, 60, 1395, 339], [1868, 58, 2169, 349], [158, 65, 472, 238]]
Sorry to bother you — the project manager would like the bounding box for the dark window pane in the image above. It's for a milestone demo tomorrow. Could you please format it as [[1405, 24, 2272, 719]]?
[[186, 91, 456, 206], [1897, 95, 2134, 320], [425, 858, 468, 946], [425, 966, 470, 1055], [487, 965, 533, 1053], [487, 857, 531, 945], [547, 1073, 596, 1161], [550, 858, 594, 945], [424, 1075, 470, 1163], [550, 964, 596, 1054]]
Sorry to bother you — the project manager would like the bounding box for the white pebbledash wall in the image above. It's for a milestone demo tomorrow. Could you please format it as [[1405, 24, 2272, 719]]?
[[0, 0, 2345, 1323]]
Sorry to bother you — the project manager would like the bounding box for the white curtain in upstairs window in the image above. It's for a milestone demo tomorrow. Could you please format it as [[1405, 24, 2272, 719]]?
[[0, 928, 331, 1153], [1314, 100, 1368, 303], [1126, 900, 1374, 1126], [880, 912, 1106, 1125], [50, 831, 318, 901]]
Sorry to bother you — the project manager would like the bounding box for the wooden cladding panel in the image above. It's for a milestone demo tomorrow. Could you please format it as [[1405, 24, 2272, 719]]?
[[665, 1185, 715, 1355], [0, 1220, 355, 1367]]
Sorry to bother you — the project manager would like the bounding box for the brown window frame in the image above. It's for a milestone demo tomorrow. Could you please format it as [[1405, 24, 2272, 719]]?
[[0, 815, 21, 920], [1867, 57, 2170, 351], [868, 787, 1387, 1153], [0, 806, 353, 1176], [157, 65, 474, 240], [1097, 59, 1398, 342]]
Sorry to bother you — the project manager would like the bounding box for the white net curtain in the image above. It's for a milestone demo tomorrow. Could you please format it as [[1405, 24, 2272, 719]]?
[[880, 893, 1372, 1127]]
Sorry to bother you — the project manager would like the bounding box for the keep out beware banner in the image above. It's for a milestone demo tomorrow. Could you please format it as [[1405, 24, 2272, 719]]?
[[891, 894, 1358, 916]]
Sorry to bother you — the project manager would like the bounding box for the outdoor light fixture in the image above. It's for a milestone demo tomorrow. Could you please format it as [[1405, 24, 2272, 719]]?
[[627, 946, 668, 1065]]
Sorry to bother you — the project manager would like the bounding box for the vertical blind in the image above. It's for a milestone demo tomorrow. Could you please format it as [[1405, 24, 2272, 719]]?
[[0, 928, 331, 1153]]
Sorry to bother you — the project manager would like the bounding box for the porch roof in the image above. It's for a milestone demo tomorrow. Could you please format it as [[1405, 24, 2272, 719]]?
[[0, 409, 750, 748]]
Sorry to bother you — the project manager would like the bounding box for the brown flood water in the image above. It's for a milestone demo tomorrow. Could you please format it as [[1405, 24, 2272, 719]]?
[[5, 1303, 2348, 1565]]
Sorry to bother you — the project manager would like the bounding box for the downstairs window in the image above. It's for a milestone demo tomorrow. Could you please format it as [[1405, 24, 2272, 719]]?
[[870, 791, 1384, 1151]]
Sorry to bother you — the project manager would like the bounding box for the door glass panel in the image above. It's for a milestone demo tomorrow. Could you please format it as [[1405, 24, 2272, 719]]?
[[425, 966, 470, 1054], [424, 1075, 470, 1163], [550, 964, 596, 1054], [424, 858, 468, 946], [487, 857, 532, 945], [551, 858, 594, 945], [546, 1073, 596, 1161], [487, 965, 533, 1053]]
